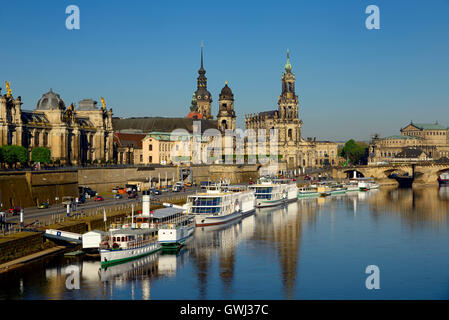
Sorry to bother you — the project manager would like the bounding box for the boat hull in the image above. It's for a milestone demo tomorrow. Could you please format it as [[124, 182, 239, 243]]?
[[298, 192, 320, 198], [195, 209, 254, 227]]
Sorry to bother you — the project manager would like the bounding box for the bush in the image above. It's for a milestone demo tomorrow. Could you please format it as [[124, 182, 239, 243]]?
[[1, 145, 28, 168], [31, 147, 51, 164]]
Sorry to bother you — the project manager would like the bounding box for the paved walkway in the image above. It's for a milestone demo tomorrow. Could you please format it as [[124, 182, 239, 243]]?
[[0, 246, 66, 273]]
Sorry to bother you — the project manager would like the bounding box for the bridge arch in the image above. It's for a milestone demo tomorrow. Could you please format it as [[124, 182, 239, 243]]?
[[343, 169, 365, 178]]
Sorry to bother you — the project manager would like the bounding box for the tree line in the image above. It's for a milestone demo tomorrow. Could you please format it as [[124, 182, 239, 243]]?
[[0, 145, 51, 168]]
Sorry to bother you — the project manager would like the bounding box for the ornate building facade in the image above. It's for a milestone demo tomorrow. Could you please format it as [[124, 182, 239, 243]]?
[[369, 122, 449, 164], [245, 51, 339, 170], [0, 83, 114, 165]]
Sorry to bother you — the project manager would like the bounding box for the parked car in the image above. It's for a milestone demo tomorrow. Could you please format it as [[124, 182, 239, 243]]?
[[149, 188, 161, 195], [128, 192, 138, 199], [172, 185, 182, 192], [8, 206, 21, 215], [249, 180, 255, 185], [94, 195, 104, 201], [304, 175, 311, 180], [184, 182, 192, 187], [114, 194, 123, 199], [37, 201, 50, 209]]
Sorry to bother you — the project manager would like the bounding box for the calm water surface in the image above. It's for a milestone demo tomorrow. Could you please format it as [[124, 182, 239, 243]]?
[[1, 186, 449, 300]]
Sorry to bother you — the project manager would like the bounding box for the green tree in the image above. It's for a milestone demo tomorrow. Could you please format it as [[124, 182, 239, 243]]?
[[339, 139, 368, 165], [2, 145, 28, 168], [31, 147, 51, 164]]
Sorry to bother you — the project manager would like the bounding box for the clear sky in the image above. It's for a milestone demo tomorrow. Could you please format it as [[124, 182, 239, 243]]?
[[1, 0, 448, 141]]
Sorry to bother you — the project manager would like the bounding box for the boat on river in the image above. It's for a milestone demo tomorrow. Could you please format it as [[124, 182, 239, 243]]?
[[438, 172, 449, 186], [249, 177, 298, 207], [99, 227, 160, 267], [298, 186, 320, 198], [185, 185, 255, 227], [358, 178, 380, 191]]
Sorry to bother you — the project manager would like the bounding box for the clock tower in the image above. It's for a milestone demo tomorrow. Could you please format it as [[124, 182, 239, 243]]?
[[194, 41, 213, 119]]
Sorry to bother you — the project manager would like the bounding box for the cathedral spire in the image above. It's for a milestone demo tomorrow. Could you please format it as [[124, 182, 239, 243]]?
[[199, 41, 205, 75], [284, 48, 292, 73]]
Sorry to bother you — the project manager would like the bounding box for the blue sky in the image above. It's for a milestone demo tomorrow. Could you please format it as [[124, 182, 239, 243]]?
[[1, 0, 448, 141]]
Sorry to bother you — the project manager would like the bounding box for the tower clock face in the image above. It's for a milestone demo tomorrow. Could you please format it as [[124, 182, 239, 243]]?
[[198, 95, 201, 99]]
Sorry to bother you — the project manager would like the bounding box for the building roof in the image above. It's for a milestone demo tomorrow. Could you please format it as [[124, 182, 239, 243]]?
[[36, 88, 66, 111], [403, 122, 448, 130], [382, 135, 421, 140], [114, 132, 146, 149], [395, 147, 427, 158], [144, 131, 206, 142], [112, 117, 217, 133], [186, 111, 204, 119]]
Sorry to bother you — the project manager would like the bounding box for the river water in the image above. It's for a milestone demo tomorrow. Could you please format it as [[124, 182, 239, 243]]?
[[1, 186, 449, 300]]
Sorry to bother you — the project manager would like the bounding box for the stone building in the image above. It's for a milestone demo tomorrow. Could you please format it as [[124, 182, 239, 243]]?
[[245, 50, 339, 170], [113, 132, 146, 164], [0, 83, 113, 165], [369, 121, 449, 164]]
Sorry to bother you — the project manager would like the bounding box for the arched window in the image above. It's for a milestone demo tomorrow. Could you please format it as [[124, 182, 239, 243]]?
[[288, 129, 293, 140]]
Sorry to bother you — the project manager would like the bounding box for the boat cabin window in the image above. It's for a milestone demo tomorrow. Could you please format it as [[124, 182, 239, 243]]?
[[192, 207, 220, 214], [254, 187, 273, 194], [191, 197, 221, 206]]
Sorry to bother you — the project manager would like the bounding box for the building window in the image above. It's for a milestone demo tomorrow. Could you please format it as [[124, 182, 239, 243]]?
[[140, 155, 143, 162], [149, 156, 152, 163], [149, 144, 152, 151], [288, 129, 293, 140], [34, 132, 39, 146], [43, 132, 48, 147]]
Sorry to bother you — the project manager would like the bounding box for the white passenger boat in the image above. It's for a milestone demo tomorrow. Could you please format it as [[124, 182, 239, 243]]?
[[358, 178, 380, 191], [99, 227, 160, 267], [185, 185, 256, 227], [298, 186, 320, 198], [344, 179, 360, 192], [153, 210, 196, 250], [249, 177, 298, 208]]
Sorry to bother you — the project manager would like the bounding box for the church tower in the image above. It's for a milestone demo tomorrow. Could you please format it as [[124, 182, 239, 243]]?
[[217, 81, 236, 132], [278, 49, 299, 120], [195, 41, 213, 119]]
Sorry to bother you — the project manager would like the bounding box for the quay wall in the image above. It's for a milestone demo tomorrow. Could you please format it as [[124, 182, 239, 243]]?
[[0, 232, 43, 264]]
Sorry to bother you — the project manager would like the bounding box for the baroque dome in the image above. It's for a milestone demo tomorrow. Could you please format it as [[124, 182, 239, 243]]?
[[36, 88, 66, 110]]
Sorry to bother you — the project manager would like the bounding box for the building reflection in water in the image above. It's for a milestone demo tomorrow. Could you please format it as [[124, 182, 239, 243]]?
[[366, 186, 449, 229]]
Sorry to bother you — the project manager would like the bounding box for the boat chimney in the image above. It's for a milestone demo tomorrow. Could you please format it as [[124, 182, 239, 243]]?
[[142, 190, 150, 216]]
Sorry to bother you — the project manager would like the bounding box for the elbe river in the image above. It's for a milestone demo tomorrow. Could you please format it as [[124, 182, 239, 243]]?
[[1, 186, 449, 299]]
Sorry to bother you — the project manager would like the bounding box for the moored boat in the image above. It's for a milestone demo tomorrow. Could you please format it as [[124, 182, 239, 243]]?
[[438, 172, 449, 186], [99, 227, 160, 267], [185, 185, 255, 227], [298, 186, 320, 198], [250, 177, 298, 207], [358, 178, 380, 191]]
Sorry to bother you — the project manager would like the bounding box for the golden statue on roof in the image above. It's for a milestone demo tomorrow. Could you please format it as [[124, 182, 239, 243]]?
[[5, 81, 12, 97], [101, 97, 106, 109]]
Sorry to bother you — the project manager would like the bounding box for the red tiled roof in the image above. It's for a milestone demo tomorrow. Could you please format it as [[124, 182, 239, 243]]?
[[113, 132, 146, 149], [186, 111, 204, 119]]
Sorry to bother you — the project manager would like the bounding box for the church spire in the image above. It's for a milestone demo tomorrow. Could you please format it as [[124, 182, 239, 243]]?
[[284, 48, 292, 73], [199, 41, 205, 75]]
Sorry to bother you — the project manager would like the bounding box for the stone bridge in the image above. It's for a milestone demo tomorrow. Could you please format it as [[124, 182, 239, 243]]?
[[327, 163, 449, 185]]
